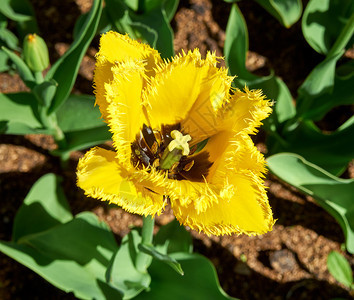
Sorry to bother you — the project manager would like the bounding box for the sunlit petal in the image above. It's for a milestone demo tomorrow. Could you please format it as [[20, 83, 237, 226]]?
[[94, 31, 161, 119], [77, 147, 166, 216], [105, 59, 147, 165]]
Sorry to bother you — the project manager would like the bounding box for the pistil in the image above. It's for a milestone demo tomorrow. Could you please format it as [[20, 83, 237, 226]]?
[[159, 130, 191, 170]]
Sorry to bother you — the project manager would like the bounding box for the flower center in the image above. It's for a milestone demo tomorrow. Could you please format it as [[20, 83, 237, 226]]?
[[131, 124, 213, 182], [159, 130, 191, 170]]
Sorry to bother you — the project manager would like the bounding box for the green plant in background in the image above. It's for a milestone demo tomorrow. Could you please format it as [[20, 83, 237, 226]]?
[[267, 153, 354, 253], [0, 0, 179, 162], [0, 173, 233, 299], [0, 0, 38, 72], [327, 251, 353, 290], [102, 0, 178, 58], [224, 0, 354, 254], [0, 0, 110, 161]]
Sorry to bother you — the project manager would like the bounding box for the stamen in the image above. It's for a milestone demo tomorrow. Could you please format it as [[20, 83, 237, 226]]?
[[152, 158, 160, 168], [171, 162, 179, 172], [151, 141, 159, 154], [183, 160, 194, 172]]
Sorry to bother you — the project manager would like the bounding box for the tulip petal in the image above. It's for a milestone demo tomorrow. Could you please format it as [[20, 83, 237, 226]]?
[[145, 50, 231, 142], [168, 130, 273, 235], [94, 32, 161, 119], [170, 171, 274, 235], [182, 53, 233, 143], [105, 60, 148, 165], [220, 87, 272, 135], [99, 31, 160, 68], [77, 147, 165, 216]]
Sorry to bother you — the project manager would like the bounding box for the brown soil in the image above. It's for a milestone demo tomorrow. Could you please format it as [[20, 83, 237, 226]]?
[[0, 0, 353, 299]]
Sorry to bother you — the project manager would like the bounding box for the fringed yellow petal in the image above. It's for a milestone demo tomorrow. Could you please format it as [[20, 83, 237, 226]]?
[[167, 138, 273, 235], [129, 166, 169, 198], [165, 179, 219, 214], [105, 60, 147, 165], [94, 32, 161, 119], [182, 53, 234, 143], [171, 171, 274, 235], [98, 31, 161, 70], [223, 134, 268, 176], [168, 125, 274, 235], [205, 130, 268, 183], [144, 49, 203, 128], [93, 57, 114, 120], [145, 50, 231, 136], [201, 129, 233, 180], [201, 87, 271, 179], [220, 87, 272, 135], [77, 147, 166, 216]]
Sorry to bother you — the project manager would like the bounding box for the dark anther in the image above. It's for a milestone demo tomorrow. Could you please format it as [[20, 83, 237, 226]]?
[[131, 123, 212, 182]]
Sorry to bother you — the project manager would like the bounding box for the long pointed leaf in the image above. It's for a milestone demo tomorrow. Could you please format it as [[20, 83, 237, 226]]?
[[267, 153, 354, 254], [13, 174, 72, 242], [45, 0, 103, 114]]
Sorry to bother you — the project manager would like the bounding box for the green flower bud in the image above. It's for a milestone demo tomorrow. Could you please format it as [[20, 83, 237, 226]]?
[[23, 33, 49, 72]]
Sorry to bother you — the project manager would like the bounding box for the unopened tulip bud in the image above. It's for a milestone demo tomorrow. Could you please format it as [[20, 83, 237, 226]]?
[[23, 33, 49, 72]]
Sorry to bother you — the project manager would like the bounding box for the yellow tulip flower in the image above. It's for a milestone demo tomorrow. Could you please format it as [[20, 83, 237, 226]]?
[[77, 31, 275, 236]]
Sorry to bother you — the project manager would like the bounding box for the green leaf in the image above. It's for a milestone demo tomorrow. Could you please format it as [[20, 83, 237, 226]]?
[[267, 153, 354, 254], [19, 212, 116, 265], [11, 0, 39, 38], [163, 0, 179, 22], [224, 4, 249, 78], [269, 118, 354, 176], [0, 92, 44, 134], [106, 229, 151, 299], [52, 125, 111, 157], [136, 253, 235, 300], [0, 212, 121, 300], [0, 50, 10, 72], [45, 0, 103, 114], [299, 61, 354, 121], [224, 4, 295, 124], [296, 51, 343, 115], [32, 79, 58, 107], [255, 0, 302, 28], [0, 27, 19, 50], [0, 0, 32, 21], [56, 94, 105, 132], [1, 46, 35, 87], [302, 0, 354, 55], [133, 7, 175, 58], [0, 121, 7, 133], [327, 251, 353, 288], [297, 11, 354, 116], [248, 75, 295, 124], [105, 0, 175, 59], [138, 243, 184, 275], [154, 219, 193, 254], [13, 174, 73, 242]]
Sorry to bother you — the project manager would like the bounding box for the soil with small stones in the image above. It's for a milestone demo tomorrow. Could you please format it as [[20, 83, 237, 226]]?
[[1, 0, 353, 299]]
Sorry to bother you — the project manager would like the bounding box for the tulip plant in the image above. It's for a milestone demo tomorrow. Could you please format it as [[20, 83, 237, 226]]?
[[0, 0, 353, 299]]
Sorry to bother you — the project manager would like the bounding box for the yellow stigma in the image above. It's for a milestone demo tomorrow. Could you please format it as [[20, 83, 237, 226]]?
[[168, 130, 191, 156]]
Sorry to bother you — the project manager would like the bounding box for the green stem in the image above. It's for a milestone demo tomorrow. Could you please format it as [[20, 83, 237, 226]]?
[[327, 12, 354, 58], [44, 113, 69, 165], [136, 216, 154, 272], [34, 71, 44, 84]]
